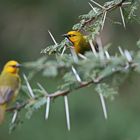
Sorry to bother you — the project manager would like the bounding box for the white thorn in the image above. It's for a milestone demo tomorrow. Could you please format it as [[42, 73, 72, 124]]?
[[122, 2, 131, 6], [119, 7, 126, 29], [118, 47, 124, 56], [37, 83, 49, 96], [11, 110, 18, 124], [105, 50, 111, 59], [78, 53, 88, 60], [70, 47, 79, 63], [88, 2, 98, 13], [48, 30, 58, 45], [45, 97, 50, 120], [96, 37, 105, 59], [89, 40, 98, 57], [23, 74, 35, 99], [61, 46, 66, 56], [90, 0, 105, 9], [72, 66, 82, 83], [99, 93, 108, 120], [124, 50, 132, 62], [102, 11, 107, 30], [124, 62, 129, 69], [64, 96, 71, 131]]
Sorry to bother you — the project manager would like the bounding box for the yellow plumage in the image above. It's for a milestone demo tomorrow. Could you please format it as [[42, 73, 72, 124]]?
[[63, 31, 98, 54], [0, 60, 21, 124]]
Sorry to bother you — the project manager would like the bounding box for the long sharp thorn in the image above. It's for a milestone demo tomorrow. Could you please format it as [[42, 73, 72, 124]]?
[[11, 110, 18, 124], [72, 66, 82, 83], [48, 30, 58, 45], [37, 83, 49, 96], [99, 93, 108, 120], [89, 40, 98, 57], [122, 2, 131, 6], [45, 97, 50, 120], [90, 0, 105, 9], [70, 47, 79, 63], [96, 37, 105, 59], [78, 53, 88, 60], [102, 11, 107, 30], [120, 7, 126, 29], [64, 96, 71, 131], [124, 50, 132, 62], [61, 46, 66, 56], [37, 83, 50, 120], [105, 50, 111, 59], [23, 74, 35, 99], [118, 47, 124, 56], [88, 2, 97, 13]]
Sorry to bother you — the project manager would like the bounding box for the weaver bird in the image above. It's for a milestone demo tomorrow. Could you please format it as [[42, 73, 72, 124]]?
[[63, 31, 98, 54], [0, 60, 21, 124]]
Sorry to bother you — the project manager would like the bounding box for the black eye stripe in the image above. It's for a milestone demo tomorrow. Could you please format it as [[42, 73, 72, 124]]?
[[9, 65, 17, 68], [68, 34, 76, 37]]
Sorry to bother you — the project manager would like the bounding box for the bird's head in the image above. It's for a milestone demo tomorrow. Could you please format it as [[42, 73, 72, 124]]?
[[2, 60, 21, 74], [63, 31, 83, 45]]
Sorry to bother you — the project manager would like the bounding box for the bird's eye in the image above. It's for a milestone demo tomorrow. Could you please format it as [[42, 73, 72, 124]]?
[[68, 34, 76, 37], [10, 65, 17, 68]]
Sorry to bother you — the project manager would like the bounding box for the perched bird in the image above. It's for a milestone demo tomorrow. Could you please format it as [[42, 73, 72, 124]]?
[[63, 30, 98, 54], [0, 60, 21, 124]]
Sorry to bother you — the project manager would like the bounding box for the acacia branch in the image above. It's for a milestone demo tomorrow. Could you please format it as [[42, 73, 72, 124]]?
[[6, 61, 138, 112], [6, 76, 102, 112], [79, 0, 128, 30], [6, 0, 134, 113], [6, 101, 27, 112]]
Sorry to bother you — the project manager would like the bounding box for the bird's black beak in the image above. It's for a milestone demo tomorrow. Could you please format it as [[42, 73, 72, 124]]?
[[62, 34, 69, 38]]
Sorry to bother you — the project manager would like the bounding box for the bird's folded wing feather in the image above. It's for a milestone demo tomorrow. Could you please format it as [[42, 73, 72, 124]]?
[[0, 86, 14, 105]]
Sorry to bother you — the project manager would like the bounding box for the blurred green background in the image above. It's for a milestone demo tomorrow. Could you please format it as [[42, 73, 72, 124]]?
[[0, 0, 140, 140]]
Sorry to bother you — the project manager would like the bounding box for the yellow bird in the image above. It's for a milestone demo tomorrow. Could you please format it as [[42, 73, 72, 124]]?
[[63, 30, 98, 54], [0, 60, 21, 124]]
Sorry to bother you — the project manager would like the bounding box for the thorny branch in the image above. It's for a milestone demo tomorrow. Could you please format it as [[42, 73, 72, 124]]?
[[5, 1, 138, 129], [6, 61, 138, 112], [79, 0, 127, 30]]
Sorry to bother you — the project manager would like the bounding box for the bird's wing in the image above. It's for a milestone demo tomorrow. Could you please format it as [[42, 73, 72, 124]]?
[[83, 35, 88, 41], [0, 86, 14, 105]]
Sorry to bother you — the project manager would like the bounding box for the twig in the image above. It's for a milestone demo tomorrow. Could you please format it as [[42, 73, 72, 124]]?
[[6, 61, 138, 112], [80, 0, 127, 30], [6, 101, 28, 112]]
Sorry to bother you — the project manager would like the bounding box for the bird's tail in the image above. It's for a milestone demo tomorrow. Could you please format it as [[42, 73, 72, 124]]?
[[0, 105, 6, 124]]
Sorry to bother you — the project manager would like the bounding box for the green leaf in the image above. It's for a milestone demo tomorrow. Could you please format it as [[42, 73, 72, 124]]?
[[25, 97, 47, 119], [43, 61, 58, 77], [95, 83, 118, 100]]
